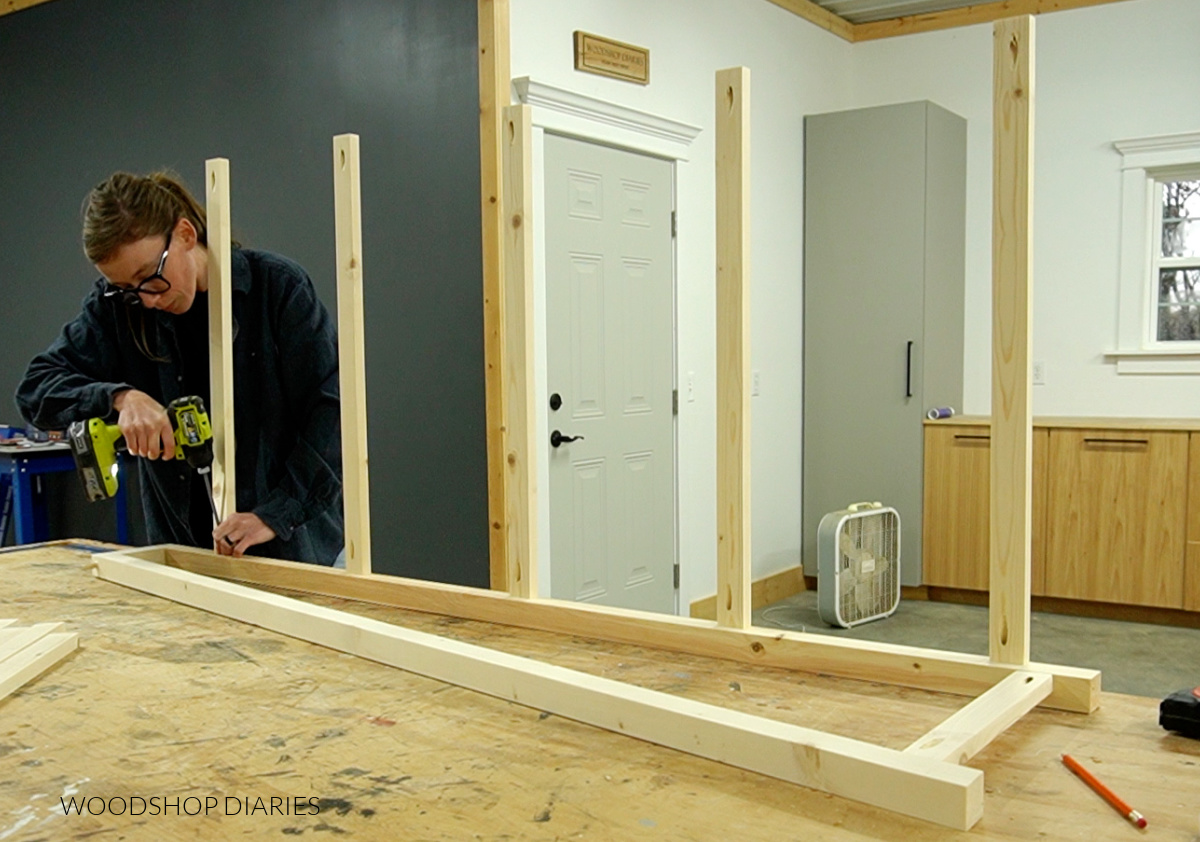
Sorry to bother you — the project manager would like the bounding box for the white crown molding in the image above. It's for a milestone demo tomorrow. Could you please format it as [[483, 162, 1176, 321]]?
[[1114, 131, 1200, 170], [512, 76, 701, 161]]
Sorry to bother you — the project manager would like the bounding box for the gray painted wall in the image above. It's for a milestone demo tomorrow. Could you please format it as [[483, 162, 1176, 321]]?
[[0, 0, 489, 585]]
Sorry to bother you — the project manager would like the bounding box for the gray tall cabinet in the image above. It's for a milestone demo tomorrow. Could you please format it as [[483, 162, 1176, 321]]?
[[802, 101, 966, 587]]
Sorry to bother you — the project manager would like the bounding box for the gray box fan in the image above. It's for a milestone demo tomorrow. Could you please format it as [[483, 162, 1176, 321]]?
[[817, 502, 901, 628]]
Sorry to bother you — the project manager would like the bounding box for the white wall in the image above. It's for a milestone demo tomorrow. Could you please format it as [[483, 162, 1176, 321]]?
[[512, 0, 1200, 613], [512, 0, 852, 609], [853, 0, 1200, 416]]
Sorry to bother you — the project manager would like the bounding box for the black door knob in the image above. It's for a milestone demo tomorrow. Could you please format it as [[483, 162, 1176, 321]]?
[[550, 430, 584, 448], [549, 393, 562, 411]]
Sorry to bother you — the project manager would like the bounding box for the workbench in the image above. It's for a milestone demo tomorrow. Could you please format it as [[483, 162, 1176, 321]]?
[[1, 543, 1196, 840], [0, 443, 129, 545]]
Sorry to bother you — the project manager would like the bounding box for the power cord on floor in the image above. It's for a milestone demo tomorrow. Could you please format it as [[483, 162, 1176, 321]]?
[[756, 603, 808, 633]]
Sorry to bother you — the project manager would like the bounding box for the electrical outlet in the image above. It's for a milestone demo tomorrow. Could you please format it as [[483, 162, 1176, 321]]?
[[687, 371, 695, 402], [1032, 361, 1045, 385], [752, 370, 761, 397]]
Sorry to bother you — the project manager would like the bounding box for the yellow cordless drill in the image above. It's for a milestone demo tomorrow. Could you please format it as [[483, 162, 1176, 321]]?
[[67, 395, 221, 525]]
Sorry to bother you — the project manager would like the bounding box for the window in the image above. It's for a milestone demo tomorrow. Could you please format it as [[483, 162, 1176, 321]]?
[[1111, 132, 1200, 373], [1154, 176, 1200, 341]]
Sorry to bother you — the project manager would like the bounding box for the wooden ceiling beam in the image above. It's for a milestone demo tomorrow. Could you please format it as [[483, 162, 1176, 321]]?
[[0, 0, 1142, 42], [852, 0, 1134, 42], [2, 0, 54, 17], [764, 0, 856, 41]]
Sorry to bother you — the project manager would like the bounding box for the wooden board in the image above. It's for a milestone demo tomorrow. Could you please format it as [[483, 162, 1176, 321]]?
[[715, 67, 752, 631], [94, 551, 986, 829], [763, 0, 854, 41], [143, 543, 1100, 713], [0, 544, 1193, 840], [204, 158, 236, 525], [905, 671, 1051, 764], [852, 0, 1133, 42], [478, 0, 510, 590], [989, 16, 1034, 668], [0, 630, 77, 704], [332, 134, 372, 575], [501, 104, 537, 598]]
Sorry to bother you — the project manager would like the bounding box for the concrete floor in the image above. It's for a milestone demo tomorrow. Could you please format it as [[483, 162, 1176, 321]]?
[[753, 590, 1200, 700]]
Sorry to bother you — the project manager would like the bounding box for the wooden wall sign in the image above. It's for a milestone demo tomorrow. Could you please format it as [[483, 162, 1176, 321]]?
[[573, 31, 649, 85]]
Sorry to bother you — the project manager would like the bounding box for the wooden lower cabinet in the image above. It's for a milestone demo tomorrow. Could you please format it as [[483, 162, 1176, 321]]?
[[924, 421, 1197, 610], [1043, 429, 1188, 608], [922, 425, 1047, 592], [1187, 542, 1200, 612]]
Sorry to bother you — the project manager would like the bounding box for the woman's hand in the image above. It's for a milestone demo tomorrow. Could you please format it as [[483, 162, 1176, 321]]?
[[213, 512, 277, 557], [113, 389, 175, 460]]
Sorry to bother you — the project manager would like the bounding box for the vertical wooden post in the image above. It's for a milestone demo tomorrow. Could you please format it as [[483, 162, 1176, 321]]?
[[204, 158, 236, 526], [990, 15, 1035, 666], [333, 133, 372, 575], [715, 67, 752, 629], [479, 0, 511, 590], [501, 105, 537, 598]]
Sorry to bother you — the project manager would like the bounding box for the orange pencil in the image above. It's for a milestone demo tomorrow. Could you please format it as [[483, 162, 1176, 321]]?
[[1062, 753, 1147, 829]]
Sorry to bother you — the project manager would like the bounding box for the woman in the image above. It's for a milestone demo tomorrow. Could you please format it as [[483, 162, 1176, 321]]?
[[16, 171, 343, 565]]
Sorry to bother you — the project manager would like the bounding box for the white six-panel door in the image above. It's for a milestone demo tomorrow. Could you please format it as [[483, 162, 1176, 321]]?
[[544, 133, 676, 613]]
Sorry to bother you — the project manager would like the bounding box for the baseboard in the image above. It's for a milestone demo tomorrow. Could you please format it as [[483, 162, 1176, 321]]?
[[689, 565, 806, 620], [925, 585, 1200, 629]]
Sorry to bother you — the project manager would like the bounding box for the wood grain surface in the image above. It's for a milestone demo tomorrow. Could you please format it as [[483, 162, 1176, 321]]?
[[0, 544, 1195, 840]]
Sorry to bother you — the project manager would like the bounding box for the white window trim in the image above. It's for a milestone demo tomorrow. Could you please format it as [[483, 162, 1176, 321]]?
[[1108, 131, 1200, 374]]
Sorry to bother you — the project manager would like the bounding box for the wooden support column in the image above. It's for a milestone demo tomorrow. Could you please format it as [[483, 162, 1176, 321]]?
[[478, 0, 511, 590], [205, 158, 236, 525], [715, 67, 752, 629], [990, 15, 1035, 666], [501, 105, 537, 598], [333, 134, 372, 575]]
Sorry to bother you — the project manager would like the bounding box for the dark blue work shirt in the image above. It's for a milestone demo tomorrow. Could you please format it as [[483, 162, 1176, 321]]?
[[15, 249, 343, 565]]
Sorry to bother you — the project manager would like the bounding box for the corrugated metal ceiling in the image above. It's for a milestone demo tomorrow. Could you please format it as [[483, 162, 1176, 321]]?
[[813, 0, 987, 24]]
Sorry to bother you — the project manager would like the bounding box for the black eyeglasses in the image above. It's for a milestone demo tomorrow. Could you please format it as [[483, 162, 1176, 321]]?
[[103, 231, 173, 307]]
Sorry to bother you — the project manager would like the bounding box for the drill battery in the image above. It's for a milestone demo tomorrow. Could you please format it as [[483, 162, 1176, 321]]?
[[1159, 686, 1200, 739]]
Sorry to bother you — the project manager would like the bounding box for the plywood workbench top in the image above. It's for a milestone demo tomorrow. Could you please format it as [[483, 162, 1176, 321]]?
[[0, 543, 1196, 840]]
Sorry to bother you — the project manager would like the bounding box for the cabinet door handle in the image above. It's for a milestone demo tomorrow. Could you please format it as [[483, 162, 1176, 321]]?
[[1083, 437, 1148, 446], [905, 340, 914, 398], [953, 434, 991, 441]]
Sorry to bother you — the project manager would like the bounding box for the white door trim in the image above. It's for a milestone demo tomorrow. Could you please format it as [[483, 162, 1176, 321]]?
[[513, 77, 702, 161], [517, 77, 698, 609]]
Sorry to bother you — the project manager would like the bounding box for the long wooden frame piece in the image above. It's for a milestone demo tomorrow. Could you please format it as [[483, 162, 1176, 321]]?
[[93, 550, 984, 829], [114, 543, 1100, 714]]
